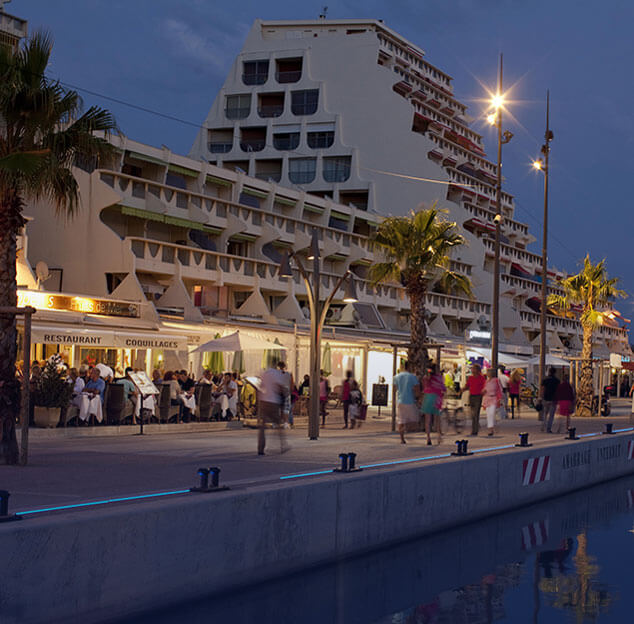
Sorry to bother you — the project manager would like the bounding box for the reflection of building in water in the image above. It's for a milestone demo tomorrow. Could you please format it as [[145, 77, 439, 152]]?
[[376, 562, 522, 624], [539, 532, 613, 621]]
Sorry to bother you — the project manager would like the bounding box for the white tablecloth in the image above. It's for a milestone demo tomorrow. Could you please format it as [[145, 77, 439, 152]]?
[[76, 393, 103, 423]]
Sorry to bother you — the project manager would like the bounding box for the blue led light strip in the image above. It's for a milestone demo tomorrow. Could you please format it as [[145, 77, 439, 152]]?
[[16, 489, 190, 516], [279, 469, 334, 480], [614, 427, 634, 433], [471, 444, 515, 454], [577, 432, 601, 438]]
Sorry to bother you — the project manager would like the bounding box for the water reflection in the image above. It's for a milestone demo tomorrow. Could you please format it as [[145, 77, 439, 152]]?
[[119, 476, 634, 624]]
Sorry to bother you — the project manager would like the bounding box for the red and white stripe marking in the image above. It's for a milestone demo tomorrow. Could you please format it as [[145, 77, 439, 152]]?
[[522, 456, 551, 486], [521, 519, 549, 551], [627, 440, 634, 460]]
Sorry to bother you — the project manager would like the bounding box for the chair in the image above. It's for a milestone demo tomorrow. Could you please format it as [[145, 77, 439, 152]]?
[[104, 383, 126, 425], [195, 384, 212, 421], [158, 384, 180, 423]]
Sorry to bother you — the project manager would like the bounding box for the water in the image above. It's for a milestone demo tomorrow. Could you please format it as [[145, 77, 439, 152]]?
[[118, 475, 634, 624]]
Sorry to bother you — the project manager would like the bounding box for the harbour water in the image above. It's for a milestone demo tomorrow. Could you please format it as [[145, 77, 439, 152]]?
[[120, 474, 634, 624]]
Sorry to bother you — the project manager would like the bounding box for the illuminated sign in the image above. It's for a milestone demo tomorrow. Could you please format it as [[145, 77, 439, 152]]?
[[468, 330, 491, 341], [18, 290, 139, 318]]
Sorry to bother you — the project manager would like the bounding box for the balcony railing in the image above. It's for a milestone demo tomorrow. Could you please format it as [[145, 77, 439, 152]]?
[[240, 140, 265, 153], [208, 142, 233, 154], [276, 70, 301, 83], [242, 72, 268, 85], [254, 172, 282, 182], [258, 105, 284, 118], [225, 107, 250, 120]]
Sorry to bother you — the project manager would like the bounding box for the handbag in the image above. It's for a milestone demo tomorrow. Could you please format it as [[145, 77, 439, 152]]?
[[358, 403, 368, 421], [534, 399, 543, 412]]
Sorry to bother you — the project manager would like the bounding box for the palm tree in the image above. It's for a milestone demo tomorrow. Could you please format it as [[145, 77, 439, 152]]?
[[548, 255, 625, 418], [0, 33, 117, 463], [369, 205, 471, 376]]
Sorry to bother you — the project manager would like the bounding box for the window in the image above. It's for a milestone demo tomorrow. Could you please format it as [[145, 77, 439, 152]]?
[[225, 94, 251, 120], [276, 58, 302, 83], [289, 158, 316, 184], [208, 129, 233, 153], [243, 60, 269, 85], [165, 172, 187, 189], [323, 156, 351, 183], [307, 131, 334, 149], [291, 90, 318, 115], [273, 132, 300, 150], [258, 92, 284, 118]]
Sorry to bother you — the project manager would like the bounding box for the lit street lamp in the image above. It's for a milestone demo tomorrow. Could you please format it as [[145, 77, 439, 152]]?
[[279, 229, 358, 439], [533, 91, 554, 388], [487, 54, 514, 371]]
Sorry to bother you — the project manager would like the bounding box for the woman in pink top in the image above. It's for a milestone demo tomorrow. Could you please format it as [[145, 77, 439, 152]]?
[[482, 368, 503, 436], [421, 364, 446, 446]]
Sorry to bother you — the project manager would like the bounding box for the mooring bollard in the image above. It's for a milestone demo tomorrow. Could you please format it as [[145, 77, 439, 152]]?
[[190, 467, 230, 493], [604, 423, 614, 435], [347, 452, 357, 471], [452, 439, 472, 456], [209, 467, 220, 488], [0, 490, 20, 523], [338, 453, 349, 472], [515, 432, 532, 448], [567, 427, 579, 440]]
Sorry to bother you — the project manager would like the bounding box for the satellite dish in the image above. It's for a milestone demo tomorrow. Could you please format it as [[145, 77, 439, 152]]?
[[35, 261, 51, 288]]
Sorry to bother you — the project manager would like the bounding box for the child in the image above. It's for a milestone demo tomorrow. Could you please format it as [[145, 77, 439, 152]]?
[[349, 380, 363, 429]]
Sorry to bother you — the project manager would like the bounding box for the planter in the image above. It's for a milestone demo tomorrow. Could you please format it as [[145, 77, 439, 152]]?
[[33, 406, 60, 428]]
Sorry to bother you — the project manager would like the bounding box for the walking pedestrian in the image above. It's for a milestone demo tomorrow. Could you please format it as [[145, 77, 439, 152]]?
[[277, 361, 293, 428], [497, 365, 509, 419], [319, 370, 330, 426], [540, 367, 560, 433], [462, 363, 485, 436], [393, 361, 420, 444], [421, 363, 446, 445], [483, 368, 503, 436], [348, 380, 363, 429], [555, 373, 575, 433], [257, 359, 290, 455], [341, 370, 353, 429], [508, 369, 522, 419]]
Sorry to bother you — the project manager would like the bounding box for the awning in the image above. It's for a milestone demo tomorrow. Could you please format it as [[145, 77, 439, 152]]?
[[466, 347, 529, 367], [168, 164, 198, 178], [30, 324, 187, 350], [192, 331, 288, 353]]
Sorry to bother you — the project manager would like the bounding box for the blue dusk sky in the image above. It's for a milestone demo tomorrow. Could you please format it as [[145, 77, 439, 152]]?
[[14, 0, 634, 310]]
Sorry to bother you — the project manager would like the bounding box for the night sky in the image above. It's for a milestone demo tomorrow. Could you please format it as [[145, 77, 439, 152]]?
[[15, 0, 634, 312]]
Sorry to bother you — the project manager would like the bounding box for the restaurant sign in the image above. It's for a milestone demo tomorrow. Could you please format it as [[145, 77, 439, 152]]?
[[17, 290, 139, 318]]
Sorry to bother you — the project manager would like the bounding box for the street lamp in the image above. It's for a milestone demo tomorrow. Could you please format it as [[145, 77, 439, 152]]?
[[487, 53, 513, 372], [279, 228, 358, 439], [533, 90, 554, 388]]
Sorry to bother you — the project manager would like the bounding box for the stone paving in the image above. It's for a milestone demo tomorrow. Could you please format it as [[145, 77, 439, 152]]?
[[2, 400, 632, 513]]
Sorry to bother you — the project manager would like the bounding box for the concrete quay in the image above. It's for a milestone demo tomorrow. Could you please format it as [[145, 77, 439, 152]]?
[[1, 402, 634, 623]]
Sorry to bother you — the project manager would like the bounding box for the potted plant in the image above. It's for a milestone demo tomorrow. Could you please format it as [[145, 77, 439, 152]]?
[[32, 355, 73, 428]]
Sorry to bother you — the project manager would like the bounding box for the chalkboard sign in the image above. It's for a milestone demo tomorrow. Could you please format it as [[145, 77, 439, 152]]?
[[372, 383, 388, 407]]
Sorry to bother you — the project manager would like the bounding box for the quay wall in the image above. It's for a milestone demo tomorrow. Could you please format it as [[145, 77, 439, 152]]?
[[2, 432, 634, 623]]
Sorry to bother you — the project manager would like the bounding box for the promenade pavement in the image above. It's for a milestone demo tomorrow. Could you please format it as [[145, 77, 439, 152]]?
[[2, 400, 632, 514]]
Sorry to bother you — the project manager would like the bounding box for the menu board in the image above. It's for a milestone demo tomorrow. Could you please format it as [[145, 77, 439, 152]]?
[[129, 371, 159, 395], [371, 383, 388, 407]]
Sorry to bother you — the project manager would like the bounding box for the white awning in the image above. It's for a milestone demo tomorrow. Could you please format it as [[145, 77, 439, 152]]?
[[466, 347, 530, 367]]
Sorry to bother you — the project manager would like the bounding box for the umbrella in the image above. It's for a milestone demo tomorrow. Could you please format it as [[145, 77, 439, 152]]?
[[262, 337, 285, 369], [203, 334, 225, 373], [321, 342, 332, 376], [231, 349, 245, 374], [193, 331, 286, 353]]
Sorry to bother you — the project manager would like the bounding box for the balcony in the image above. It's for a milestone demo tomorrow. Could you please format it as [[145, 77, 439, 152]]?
[[240, 141, 265, 153], [273, 132, 299, 151], [243, 60, 269, 86], [240, 126, 266, 153], [225, 107, 250, 120], [258, 105, 284, 118], [208, 142, 233, 154]]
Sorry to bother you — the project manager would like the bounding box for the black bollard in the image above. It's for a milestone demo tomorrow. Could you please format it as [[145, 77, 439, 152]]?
[[0, 490, 20, 523], [454, 440, 462, 455], [452, 439, 472, 456], [338, 453, 349, 472], [604, 423, 614, 435], [209, 467, 220, 488], [567, 427, 579, 440], [198, 468, 209, 490], [347, 453, 356, 470], [515, 432, 532, 448]]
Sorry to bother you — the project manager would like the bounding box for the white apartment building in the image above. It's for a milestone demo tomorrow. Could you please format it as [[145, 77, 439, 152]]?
[[190, 18, 632, 364], [15, 17, 630, 392]]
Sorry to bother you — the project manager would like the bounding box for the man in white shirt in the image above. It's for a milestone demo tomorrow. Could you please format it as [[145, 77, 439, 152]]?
[[498, 365, 510, 419], [258, 360, 289, 455]]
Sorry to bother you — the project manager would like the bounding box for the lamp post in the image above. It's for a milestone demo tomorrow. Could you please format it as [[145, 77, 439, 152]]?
[[533, 91, 554, 388], [487, 53, 513, 371], [279, 228, 358, 439]]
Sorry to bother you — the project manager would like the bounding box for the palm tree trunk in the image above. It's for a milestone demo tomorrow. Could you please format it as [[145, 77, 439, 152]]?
[[408, 286, 429, 378], [577, 324, 594, 418], [0, 192, 22, 464]]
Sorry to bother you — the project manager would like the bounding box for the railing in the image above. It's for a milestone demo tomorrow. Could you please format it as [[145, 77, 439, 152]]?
[[225, 107, 250, 120], [482, 239, 542, 266], [276, 70, 301, 83], [240, 140, 265, 152], [258, 105, 284, 118], [98, 170, 375, 256], [242, 72, 268, 85], [463, 202, 529, 237], [208, 142, 233, 154], [254, 172, 282, 182]]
